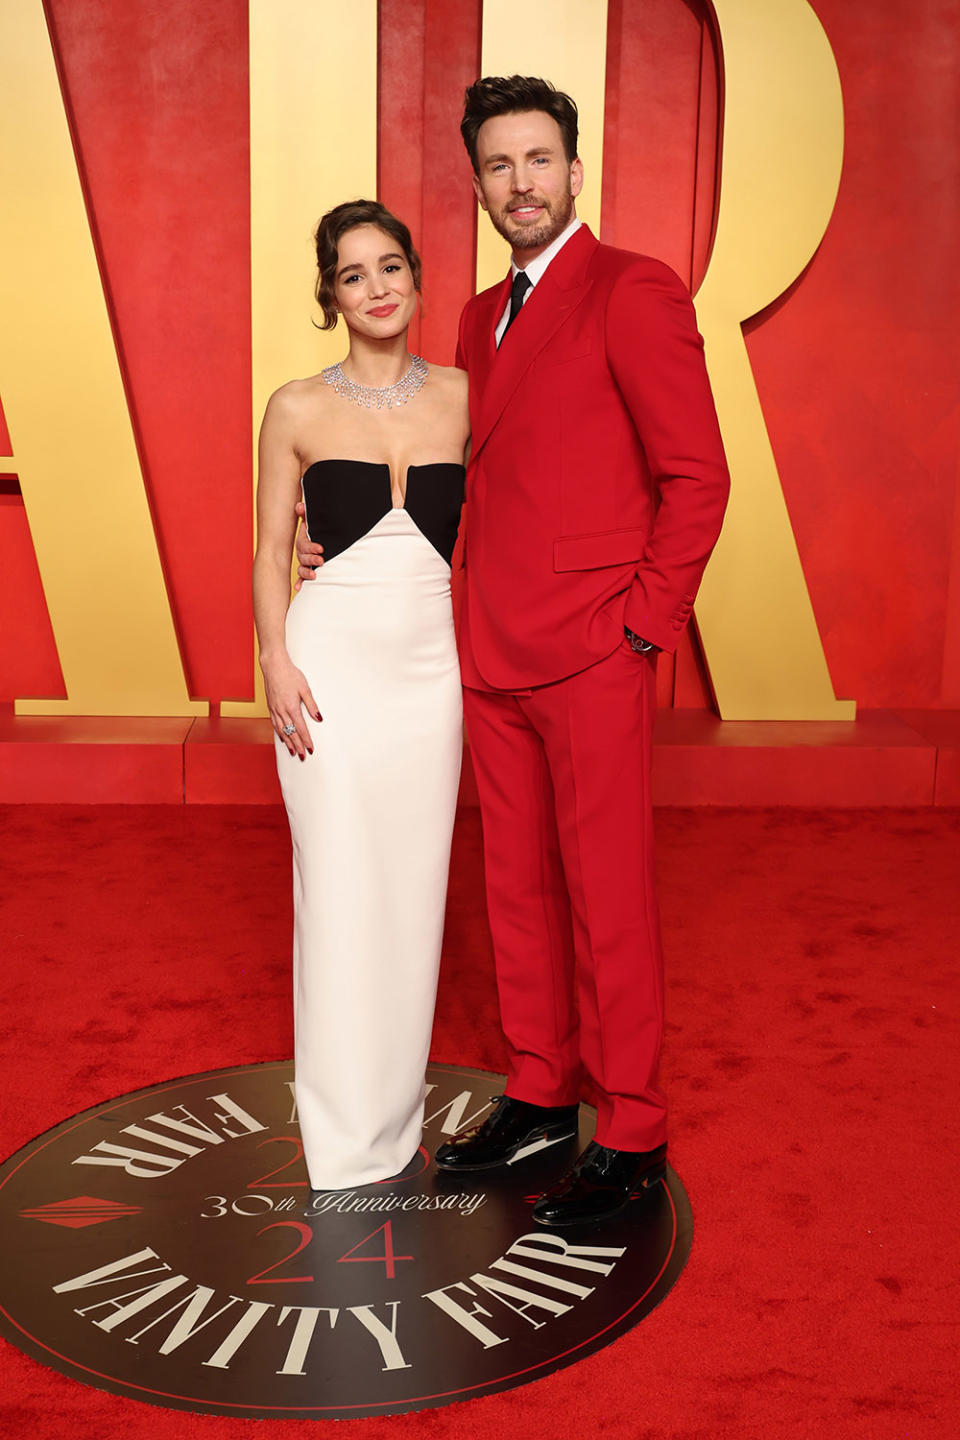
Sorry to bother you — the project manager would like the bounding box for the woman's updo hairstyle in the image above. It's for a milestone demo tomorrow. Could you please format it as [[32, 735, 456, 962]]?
[[314, 199, 422, 331]]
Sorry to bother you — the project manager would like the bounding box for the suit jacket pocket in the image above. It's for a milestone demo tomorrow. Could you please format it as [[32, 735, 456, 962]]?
[[539, 340, 593, 368], [553, 526, 648, 572]]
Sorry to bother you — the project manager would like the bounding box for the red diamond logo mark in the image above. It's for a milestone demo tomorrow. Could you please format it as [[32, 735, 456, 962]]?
[[19, 1196, 143, 1229]]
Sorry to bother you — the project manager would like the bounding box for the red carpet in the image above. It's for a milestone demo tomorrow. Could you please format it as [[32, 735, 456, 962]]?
[[0, 804, 957, 1438]]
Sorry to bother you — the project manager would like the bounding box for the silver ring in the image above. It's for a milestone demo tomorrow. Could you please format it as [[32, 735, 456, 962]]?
[[281, 724, 296, 736]]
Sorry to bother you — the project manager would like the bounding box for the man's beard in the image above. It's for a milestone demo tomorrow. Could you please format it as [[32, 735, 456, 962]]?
[[489, 188, 574, 252]]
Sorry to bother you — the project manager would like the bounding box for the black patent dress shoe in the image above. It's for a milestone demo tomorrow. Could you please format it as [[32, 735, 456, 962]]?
[[434, 1094, 580, 1171], [531, 1140, 667, 1225]]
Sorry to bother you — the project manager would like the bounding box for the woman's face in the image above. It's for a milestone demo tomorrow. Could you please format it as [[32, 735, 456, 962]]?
[[333, 224, 418, 341]]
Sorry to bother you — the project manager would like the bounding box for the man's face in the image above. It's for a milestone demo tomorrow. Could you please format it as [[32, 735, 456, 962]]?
[[472, 110, 583, 262]]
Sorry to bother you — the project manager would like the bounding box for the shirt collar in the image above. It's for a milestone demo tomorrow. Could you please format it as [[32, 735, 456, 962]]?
[[510, 216, 582, 290]]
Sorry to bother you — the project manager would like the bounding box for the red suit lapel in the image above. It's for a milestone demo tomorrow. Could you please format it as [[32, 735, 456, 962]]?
[[470, 226, 598, 460], [465, 272, 509, 427]]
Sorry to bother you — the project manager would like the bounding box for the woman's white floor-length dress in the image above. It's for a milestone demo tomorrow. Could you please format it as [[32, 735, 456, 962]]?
[[276, 460, 464, 1190]]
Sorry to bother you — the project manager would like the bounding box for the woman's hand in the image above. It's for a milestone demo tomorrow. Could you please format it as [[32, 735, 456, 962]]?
[[293, 501, 325, 591], [261, 655, 321, 760]]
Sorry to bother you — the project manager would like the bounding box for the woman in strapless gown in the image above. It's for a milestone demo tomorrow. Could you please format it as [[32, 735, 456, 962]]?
[[252, 201, 469, 1190]]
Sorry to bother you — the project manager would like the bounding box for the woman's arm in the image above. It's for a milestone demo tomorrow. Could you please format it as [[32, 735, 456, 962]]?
[[253, 388, 321, 759]]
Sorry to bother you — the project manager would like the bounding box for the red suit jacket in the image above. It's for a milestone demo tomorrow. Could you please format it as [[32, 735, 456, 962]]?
[[456, 225, 730, 691]]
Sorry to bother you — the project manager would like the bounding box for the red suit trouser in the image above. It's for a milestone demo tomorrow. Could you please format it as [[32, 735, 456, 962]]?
[[463, 640, 666, 1152]]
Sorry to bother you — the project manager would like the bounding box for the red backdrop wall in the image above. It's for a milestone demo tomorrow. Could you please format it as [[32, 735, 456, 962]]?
[[2, 0, 958, 714]]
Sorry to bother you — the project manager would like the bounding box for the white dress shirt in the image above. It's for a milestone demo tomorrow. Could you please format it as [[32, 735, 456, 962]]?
[[494, 217, 582, 347]]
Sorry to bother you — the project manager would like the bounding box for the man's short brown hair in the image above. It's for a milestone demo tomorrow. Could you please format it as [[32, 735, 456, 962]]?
[[460, 76, 579, 174]]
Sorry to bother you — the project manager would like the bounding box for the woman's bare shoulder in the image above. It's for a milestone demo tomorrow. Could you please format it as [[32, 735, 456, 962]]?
[[426, 362, 468, 392], [267, 373, 332, 416], [425, 364, 469, 427]]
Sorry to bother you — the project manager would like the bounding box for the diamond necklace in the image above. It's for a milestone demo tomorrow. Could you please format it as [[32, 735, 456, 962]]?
[[321, 353, 429, 410]]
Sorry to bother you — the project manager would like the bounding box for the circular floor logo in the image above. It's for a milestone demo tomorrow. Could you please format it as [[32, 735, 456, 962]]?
[[0, 1062, 691, 1418]]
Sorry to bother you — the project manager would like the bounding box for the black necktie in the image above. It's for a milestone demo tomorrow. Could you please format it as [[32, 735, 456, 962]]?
[[499, 270, 532, 345]]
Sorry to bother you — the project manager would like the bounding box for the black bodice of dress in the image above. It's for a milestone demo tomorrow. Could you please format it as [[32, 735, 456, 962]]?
[[301, 459, 465, 565]]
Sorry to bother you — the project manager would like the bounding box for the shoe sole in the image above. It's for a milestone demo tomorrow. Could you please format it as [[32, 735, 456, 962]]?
[[434, 1125, 579, 1173]]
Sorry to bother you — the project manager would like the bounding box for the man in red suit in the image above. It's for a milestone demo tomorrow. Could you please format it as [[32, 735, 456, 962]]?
[[430, 77, 730, 1224]]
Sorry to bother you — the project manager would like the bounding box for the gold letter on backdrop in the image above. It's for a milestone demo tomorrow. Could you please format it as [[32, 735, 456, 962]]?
[[476, 0, 609, 293], [221, 0, 378, 716], [695, 0, 856, 719], [0, 3, 205, 717]]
